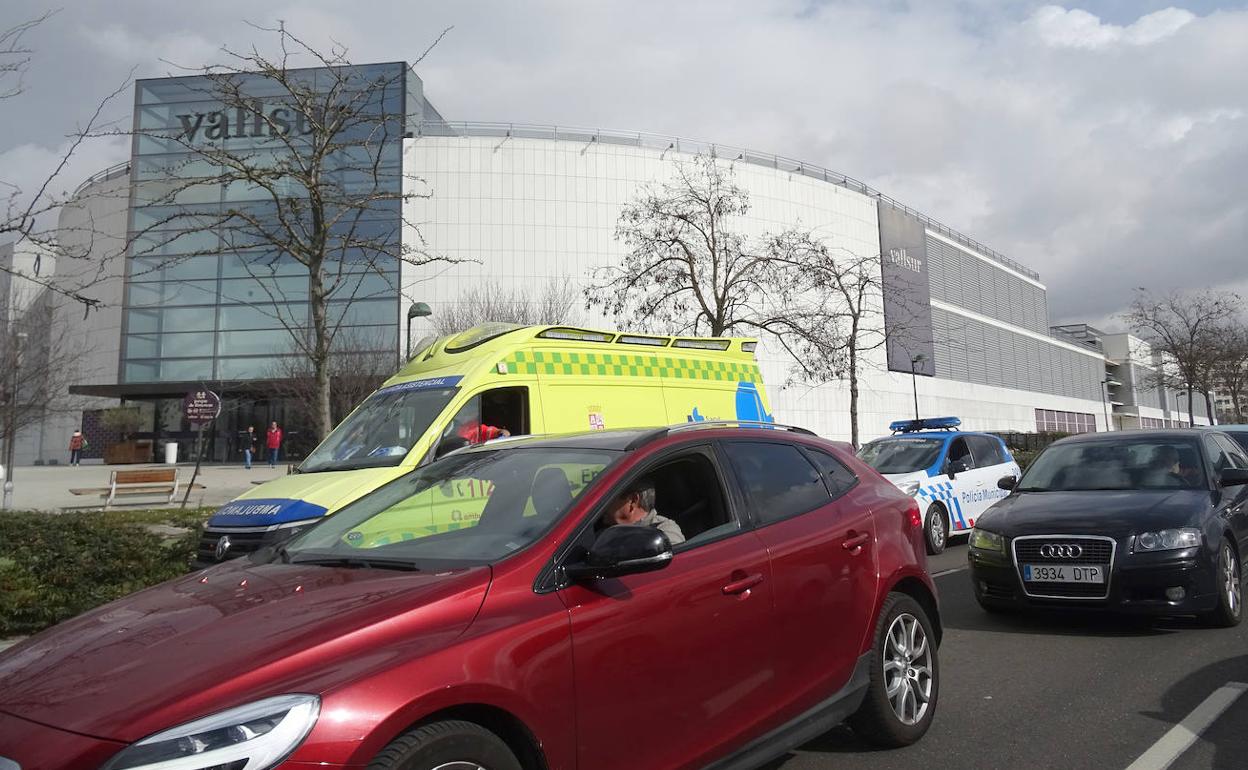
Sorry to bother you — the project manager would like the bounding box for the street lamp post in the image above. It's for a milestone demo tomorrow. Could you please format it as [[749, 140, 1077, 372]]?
[[910, 353, 926, 421], [3, 331, 27, 510], [1100, 378, 1113, 432], [406, 302, 432, 361]]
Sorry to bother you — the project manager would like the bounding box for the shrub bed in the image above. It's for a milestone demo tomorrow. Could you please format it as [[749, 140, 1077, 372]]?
[[0, 508, 210, 636]]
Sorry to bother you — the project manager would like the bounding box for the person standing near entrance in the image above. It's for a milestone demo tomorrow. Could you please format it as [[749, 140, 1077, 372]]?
[[68, 429, 87, 466], [266, 421, 283, 468], [242, 426, 258, 470]]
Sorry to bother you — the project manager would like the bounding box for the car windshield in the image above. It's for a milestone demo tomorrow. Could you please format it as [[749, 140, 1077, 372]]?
[[284, 446, 619, 567], [858, 438, 944, 474], [1017, 439, 1207, 492], [300, 383, 458, 473]]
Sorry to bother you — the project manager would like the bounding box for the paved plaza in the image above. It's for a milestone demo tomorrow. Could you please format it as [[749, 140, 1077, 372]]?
[[1, 461, 288, 512]]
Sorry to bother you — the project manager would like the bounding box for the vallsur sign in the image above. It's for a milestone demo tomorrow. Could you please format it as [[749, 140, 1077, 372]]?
[[183, 390, 222, 425]]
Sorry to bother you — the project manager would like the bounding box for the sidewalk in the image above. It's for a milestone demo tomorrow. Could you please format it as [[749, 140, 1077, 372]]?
[[1, 462, 288, 512]]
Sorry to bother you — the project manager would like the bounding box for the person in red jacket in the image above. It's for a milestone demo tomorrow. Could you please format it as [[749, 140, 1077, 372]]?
[[266, 421, 283, 468], [68, 429, 87, 466]]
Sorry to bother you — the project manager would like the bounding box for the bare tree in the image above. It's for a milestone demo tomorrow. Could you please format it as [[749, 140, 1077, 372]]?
[[431, 279, 580, 335], [264, 327, 399, 451], [587, 154, 914, 444], [588, 156, 849, 372], [1122, 288, 1241, 423], [1212, 320, 1248, 422], [0, 289, 90, 453], [1, 11, 132, 309], [117, 22, 459, 440]]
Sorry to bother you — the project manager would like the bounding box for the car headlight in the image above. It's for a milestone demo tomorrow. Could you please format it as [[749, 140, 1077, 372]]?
[[103, 694, 319, 770], [1134, 528, 1202, 553], [897, 480, 921, 496], [969, 528, 1005, 553]]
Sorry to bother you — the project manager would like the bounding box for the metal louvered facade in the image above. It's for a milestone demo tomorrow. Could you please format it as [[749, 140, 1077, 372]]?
[[931, 307, 1104, 401], [926, 236, 1048, 334]]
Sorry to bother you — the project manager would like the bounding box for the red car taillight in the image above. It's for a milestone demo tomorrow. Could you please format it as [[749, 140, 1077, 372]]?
[[906, 499, 922, 529]]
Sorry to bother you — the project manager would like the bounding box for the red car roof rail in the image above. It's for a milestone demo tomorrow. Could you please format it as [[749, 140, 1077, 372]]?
[[625, 420, 815, 450]]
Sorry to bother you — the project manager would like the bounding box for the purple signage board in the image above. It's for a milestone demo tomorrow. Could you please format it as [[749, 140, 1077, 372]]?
[[183, 390, 222, 424]]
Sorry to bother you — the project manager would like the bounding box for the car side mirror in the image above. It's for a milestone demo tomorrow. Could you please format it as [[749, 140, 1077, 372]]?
[[1220, 468, 1248, 487], [564, 525, 673, 581], [948, 459, 970, 477], [997, 476, 1018, 491]]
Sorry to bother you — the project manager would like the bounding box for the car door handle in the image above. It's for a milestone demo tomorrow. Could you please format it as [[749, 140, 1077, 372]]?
[[842, 532, 871, 551], [722, 573, 764, 595]]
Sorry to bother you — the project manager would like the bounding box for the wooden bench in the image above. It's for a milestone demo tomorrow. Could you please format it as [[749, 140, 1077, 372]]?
[[69, 468, 183, 508]]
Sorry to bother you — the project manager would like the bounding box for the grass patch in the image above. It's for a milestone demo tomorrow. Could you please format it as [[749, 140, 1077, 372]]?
[[0, 508, 212, 636]]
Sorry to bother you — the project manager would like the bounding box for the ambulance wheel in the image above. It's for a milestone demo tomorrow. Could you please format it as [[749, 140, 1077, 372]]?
[[924, 504, 948, 556]]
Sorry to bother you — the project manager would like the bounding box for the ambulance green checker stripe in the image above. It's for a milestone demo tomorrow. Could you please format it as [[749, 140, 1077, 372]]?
[[366, 522, 471, 545], [499, 351, 762, 382]]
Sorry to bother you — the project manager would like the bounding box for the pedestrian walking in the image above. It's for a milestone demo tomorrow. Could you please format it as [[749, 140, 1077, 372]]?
[[242, 425, 258, 470], [266, 421, 283, 468], [68, 429, 87, 466]]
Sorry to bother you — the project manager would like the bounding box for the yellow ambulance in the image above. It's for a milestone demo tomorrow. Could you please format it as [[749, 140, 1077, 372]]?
[[196, 323, 773, 564]]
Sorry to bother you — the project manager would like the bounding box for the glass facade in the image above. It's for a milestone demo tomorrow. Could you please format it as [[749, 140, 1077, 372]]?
[[121, 63, 413, 384]]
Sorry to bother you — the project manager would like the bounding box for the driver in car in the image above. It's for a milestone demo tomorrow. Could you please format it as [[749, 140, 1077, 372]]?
[[1146, 445, 1201, 487], [601, 481, 685, 545]]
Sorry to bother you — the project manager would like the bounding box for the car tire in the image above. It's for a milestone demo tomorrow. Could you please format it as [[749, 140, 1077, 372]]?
[[1205, 540, 1242, 629], [368, 719, 522, 770], [924, 504, 948, 556], [849, 593, 939, 747]]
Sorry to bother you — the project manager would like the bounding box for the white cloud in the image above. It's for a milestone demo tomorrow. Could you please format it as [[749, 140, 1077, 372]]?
[[2, 0, 1245, 324], [1030, 5, 1196, 49]]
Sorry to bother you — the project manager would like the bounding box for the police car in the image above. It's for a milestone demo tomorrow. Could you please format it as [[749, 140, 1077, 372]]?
[[857, 417, 1020, 554]]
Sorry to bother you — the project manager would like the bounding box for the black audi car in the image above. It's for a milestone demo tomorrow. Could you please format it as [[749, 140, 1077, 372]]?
[[968, 430, 1248, 626]]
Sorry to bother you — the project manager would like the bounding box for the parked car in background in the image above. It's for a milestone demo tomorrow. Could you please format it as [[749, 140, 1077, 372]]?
[[969, 430, 1248, 625], [0, 423, 940, 770], [857, 417, 1020, 555], [1204, 424, 1248, 453]]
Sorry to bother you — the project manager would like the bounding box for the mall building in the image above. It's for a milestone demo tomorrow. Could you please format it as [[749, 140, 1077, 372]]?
[[6, 61, 1210, 466]]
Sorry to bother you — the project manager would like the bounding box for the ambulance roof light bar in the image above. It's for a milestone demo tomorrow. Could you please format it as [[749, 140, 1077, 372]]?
[[889, 416, 962, 434]]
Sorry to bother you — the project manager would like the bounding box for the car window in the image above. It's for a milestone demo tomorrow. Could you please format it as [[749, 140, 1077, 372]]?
[[1213, 434, 1248, 470], [1205, 435, 1235, 475], [1224, 431, 1248, 454], [857, 437, 943, 474], [1018, 439, 1205, 491], [803, 447, 860, 499], [288, 447, 618, 566], [723, 442, 831, 525], [967, 436, 1005, 469], [947, 438, 972, 469]]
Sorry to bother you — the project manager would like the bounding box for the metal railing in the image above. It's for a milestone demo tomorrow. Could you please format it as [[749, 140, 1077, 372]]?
[[73, 161, 130, 197], [414, 120, 1041, 282]]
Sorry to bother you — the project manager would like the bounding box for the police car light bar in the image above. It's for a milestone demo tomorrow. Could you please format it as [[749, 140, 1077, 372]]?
[[889, 416, 961, 434]]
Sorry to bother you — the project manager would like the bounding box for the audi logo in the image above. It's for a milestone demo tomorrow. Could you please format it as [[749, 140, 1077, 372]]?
[[1040, 544, 1083, 559]]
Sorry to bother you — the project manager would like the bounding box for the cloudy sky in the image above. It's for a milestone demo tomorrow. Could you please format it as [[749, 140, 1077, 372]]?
[[2, 0, 1244, 328]]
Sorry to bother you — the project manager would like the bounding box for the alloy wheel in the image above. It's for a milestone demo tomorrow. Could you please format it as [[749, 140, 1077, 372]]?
[[882, 612, 933, 726], [1224, 544, 1241, 619], [431, 764, 488, 770], [929, 511, 946, 551]]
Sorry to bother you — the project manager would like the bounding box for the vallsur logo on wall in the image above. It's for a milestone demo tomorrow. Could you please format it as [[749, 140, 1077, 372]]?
[[174, 103, 349, 142], [888, 246, 923, 274]]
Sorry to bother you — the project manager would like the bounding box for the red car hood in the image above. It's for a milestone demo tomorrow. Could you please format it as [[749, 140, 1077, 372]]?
[[0, 558, 490, 742]]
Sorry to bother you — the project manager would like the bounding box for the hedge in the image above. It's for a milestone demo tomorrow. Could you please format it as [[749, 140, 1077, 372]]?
[[0, 509, 209, 637]]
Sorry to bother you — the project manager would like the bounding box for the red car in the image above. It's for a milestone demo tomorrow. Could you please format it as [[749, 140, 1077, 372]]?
[[0, 423, 940, 770]]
